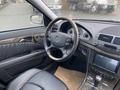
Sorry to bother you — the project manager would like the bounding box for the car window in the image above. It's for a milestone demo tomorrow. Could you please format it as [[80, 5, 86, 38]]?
[[45, 0, 120, 22], [0, 0, 44, 32]]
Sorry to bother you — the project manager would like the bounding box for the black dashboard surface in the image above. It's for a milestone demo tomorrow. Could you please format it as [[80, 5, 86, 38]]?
[[75, 20, 120, 59], [75, 20, 120, 44]]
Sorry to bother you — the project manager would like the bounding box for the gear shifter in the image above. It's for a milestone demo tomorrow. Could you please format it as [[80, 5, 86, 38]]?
[[94, 75, 102, 87]]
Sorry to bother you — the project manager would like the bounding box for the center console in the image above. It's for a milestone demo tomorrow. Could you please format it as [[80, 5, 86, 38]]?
[[81, 51, 120, 90]]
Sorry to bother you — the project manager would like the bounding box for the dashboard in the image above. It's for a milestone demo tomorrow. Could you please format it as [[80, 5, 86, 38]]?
[[73, 20, 120, 77], [73, 20, 120, 58], [60, 20, 120, 50], [75, 20, 120, 46]]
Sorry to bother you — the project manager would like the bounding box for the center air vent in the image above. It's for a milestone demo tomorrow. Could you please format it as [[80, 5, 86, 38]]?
[[113, 37, 120, 45], [98, 34, 113, 43]]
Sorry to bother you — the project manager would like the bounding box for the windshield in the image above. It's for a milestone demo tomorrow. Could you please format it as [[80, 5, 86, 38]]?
[[45, 0, 120, 21]]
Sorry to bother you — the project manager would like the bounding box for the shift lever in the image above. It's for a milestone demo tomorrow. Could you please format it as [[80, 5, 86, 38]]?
[[94, 75, 102, 87]]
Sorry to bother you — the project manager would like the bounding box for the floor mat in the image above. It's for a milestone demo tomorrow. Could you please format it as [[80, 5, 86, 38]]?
[[55, 67, 85, 90]]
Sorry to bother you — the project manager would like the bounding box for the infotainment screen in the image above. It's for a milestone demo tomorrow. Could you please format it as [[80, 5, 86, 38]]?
[[94, 55, 119, 73]]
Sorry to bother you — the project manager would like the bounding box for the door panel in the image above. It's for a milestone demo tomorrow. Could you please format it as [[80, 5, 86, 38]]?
[[0, 51, 47, 83], [0, 37, 52, 84], [0, 1, 52, 86], [0, 42, 43, 61]]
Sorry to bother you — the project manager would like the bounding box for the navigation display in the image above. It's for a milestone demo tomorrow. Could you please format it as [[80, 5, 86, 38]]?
[[94, 55, 119, 73]]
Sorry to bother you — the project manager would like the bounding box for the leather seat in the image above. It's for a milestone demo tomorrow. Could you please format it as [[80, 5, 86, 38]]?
[[7, 69, 68, 90]]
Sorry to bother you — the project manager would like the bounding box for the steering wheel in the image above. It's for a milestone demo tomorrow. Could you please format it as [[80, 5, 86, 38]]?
[[44, 17, 79, 61]]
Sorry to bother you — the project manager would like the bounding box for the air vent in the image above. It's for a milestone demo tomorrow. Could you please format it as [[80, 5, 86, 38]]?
[[113, 37, 120, 45], [98, 34, 113, 43]]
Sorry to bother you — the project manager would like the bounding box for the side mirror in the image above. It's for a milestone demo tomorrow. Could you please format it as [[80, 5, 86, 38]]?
[[30, 14, 44, 24]]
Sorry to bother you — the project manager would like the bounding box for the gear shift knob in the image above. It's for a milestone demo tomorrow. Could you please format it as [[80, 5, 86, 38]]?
[[94, 75, 102, 87]]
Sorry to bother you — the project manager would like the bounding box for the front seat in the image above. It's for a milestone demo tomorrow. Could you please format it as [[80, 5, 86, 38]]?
[[7, 69, 68, 90]]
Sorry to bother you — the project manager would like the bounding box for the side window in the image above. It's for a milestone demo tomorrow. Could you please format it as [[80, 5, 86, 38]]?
[[0, 0, 44, 31]]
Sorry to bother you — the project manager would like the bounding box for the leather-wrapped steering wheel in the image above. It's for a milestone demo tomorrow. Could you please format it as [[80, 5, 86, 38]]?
[[44, 17, 79, 61]]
